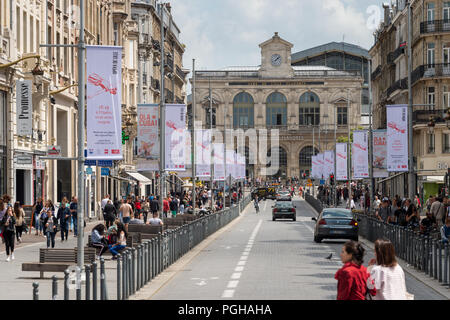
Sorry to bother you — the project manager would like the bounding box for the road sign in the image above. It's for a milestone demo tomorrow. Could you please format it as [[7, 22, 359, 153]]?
[[307, 179, 311, 183], [86, 167, 93, 175], [101, 168, 110, 176], [47, 146, 61, 158], [98, 160, 113, 167], [319, 179, 325, 185], [85, 159, 97, 166]]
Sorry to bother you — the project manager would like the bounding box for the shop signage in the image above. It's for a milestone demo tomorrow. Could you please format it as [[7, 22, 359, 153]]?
[[16, 80, 32, 136], [47, 146, 62, 158]]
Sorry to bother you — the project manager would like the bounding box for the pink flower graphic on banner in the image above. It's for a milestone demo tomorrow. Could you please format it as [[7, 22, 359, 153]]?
[[387, 121, 406, 134], [166, 120, 177, 130], [87, 73, 117, 99], [354, 143, 367, 151]]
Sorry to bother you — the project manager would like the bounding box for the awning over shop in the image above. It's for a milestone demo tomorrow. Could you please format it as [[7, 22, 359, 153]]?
[[125, 171, 152, 184], [421, 175, 444, 183]]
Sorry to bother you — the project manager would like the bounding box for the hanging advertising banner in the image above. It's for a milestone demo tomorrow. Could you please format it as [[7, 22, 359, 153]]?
[[324, 150, 334, 177], [238, 153, 246, 180], [164, 104, 186, 171], [137, 104, 159, 171], [353, 130, 369, 179], [226, 149, 234, 180], [86, 45, 122, 160], [16, 80, 32, 136], [373, 129, 389, 178], [387, 105, 408, 172], [231, 151, 238, 180], [335, 143, 348, 181], [317, 153, 325, 180], [311, 155, 318, 179], [213, 143, 225, 181], [196, 129, 211, 178]]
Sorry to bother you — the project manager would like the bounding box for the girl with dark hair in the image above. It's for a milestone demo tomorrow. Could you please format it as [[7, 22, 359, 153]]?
[[367, 239, 408, 300], [91, 223, 108, 259], [13, 202, 25, 243], [108, 222, 127, 259], [335, 240, 375, 300], [1, 206, 16, 261]]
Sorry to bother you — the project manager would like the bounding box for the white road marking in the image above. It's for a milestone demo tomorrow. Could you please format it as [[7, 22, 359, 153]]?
[[242, 251, 249, 256], [235, 266, 244, 272], [231, 273, 241, 279], [227, 280, 239, 288], [222, 290, 235, 298], [196, 280, 207, 286], [239, 256, 248, 261], [237, 261, 246, 266]]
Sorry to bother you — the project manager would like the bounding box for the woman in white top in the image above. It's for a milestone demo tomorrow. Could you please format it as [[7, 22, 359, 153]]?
[[367, 239, 407, 300]]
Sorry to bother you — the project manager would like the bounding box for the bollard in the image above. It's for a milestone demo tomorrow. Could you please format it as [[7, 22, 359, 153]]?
[[117, 254, 121, 300], [439, 241, 443, 283], [123, 250, 127, 300], [131, 248, 136, 294], [140, 244, 145, 288], [128, 250, 132, 298], [434, 239, 438, 280], [444, 243, 448, 286], [100, 258, 106, 301], [64, 269, 69, 300], [92, 261, 98, 300], [32, 282, 39, 301], [52, 275, 58, 300], [145, 241, 149, 284], [136, 246, 140, 291], [151, 239, 155, 279], [85, 264, 91, 300]]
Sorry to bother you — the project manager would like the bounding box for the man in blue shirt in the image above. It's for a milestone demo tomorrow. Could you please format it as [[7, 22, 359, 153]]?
[[70, 197, 78, 237], [441, 220, 450, 244]]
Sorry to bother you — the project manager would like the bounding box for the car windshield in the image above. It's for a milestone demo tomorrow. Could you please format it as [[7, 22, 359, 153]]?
[[275, 202, 293, 208], [322, 210, 352, 218]]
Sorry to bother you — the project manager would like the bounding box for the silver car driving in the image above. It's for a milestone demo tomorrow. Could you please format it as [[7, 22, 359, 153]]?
[[312, 208, 359, 243]]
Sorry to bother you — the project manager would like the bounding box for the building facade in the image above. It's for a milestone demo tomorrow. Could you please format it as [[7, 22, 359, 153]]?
[[371, 0, 450, 200], [190, 33, 364, 181]]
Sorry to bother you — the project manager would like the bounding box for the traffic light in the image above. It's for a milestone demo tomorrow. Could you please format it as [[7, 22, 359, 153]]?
[[330, 174, 334, 185]]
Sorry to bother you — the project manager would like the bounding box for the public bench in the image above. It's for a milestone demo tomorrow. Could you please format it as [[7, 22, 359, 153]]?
[[22, 247, 96, 279], [127, 225, 163, 245]]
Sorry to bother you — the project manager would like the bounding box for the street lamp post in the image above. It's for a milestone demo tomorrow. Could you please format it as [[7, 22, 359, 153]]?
[[407, 1, 415, 200], [159, 2, 166, 216], [191, 59, 196, 212]]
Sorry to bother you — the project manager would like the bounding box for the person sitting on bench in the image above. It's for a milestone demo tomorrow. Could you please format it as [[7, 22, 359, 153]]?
[[91, 224, 108, 259], [148, 212, 163, 226], [108, 222, 127, 260]]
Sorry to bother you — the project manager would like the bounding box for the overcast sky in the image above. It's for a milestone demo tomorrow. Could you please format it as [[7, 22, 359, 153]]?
[[169, 0, 387, 91]]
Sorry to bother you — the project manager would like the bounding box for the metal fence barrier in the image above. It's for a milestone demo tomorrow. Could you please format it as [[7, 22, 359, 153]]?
[[30, 194, 251, 300]]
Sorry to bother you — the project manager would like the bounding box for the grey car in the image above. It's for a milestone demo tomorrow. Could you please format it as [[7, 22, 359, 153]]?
[[272, 201, 296, 221], [311, 208, 359, 243]]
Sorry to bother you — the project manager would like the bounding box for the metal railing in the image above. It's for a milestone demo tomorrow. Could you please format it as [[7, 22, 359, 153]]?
[[413, 109, 446, 124], [371, 65, 381, 81], [420, 19, 450, 34], [412, 63, 450, 84], [32, 195, 252, 300], [386, 77, 407, 98]]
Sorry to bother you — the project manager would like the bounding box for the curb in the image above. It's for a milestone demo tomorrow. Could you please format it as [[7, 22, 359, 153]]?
[[303, 198, 450, 300]]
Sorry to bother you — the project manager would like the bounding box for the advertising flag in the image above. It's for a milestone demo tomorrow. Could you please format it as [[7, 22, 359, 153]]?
[[213, 143, 225, 181], [86, 46, 122, 160], [324, 150, 334, 177], [311, 155, 318, 179], [16, 80, 32, 136], [387, 105, 408, 172], [335, 143, 348, 181], [353, 130, 369, 179], [317, 153, 325, 179], [165, 104, 186, 171], [137, 104, 159, 171], [373, 129, 389, 178], [196, 129, 211, 178], [226, 150, 234, 180]]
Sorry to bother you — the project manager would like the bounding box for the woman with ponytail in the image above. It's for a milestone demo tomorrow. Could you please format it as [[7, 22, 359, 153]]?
[[335, 240, 376, 300]]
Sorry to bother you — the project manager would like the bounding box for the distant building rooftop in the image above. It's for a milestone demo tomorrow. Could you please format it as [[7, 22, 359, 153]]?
[[291, 42, 370, 62]]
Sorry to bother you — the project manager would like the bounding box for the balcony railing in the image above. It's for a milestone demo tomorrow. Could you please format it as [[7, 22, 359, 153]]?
[[165, 55, 174, 72], [412, 63, 450, 84], [371, 65, 381, 81], [151, 77, 160, 91], [412, 109, 446, 124], [176, 65, 185, 80], [139, 33, 149, 47], [420, 19, 450, 34], [388, 45, 405, 64], [386, 77, 407, 97], [164, 89, 174, 103], [142, 73, 147, 86], [175, 96, 184, 104]]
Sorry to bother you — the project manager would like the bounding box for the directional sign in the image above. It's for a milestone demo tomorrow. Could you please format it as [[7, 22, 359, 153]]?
[[86, 167, 93, 175], [85, 159, 97, 166], [98, 160, 113, 167], [47, 146, 61, 158], [101, 168, 110, 176], [319, 179, 325, 185]]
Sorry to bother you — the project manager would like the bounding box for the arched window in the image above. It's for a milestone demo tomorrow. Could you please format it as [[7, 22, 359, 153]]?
[[233, 92, 254, 128], [267, 146, 288, 177], [299, 146, 319, 178], [266, 92, 287, 126], [299, 92, 320, 125]]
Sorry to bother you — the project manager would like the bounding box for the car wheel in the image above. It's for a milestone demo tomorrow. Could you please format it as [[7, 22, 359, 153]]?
[[292, 217, 296, 221], [314, 235, 322, 243], [272, 217, 276, 221]]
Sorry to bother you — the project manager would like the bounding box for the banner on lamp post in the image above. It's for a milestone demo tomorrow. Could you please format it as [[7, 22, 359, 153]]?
[[137, 104, 159, 171], [387, 105, 408, 172], [311, 155, 318, 179], [335, 143, 348, 181], [373, 129, 389, 178], [86, 45, 122, 160], [317, 153, 325, 180], [226, 149, 234, 181], [164, 104, 186, 171], [324, 150, 334, 177], [196, 129, 211, 178], [353, 130, 369, 179], [16, 80, 32, 136], [213, 143, 225, 181]]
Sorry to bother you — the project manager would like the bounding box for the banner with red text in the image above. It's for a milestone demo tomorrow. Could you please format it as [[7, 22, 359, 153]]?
[[373, 129, 389, 178], [352, 130, 369, 179], [165, 104, 186, 171], [137, 104, 159, 171], [335, 143, 348, 181], [213, 143, 225, 181], [387, 105, 408, 172], [196, 129, 211, 178]]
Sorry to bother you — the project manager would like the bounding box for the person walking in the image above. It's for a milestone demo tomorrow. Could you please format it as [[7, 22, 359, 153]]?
[[366, 239, 408, 300], [57, 200, 71, 242], [13, 202, 25, 243], [119, 199, 133, 232], [142, 199, 150, 223], [1, 206, 16, 261], [104, 200, 117, 229], [44, 210, 58, 248], [134, 198, 141, 219], [40, 200, 54, 236], [170, 196, 178, 218], [32, 197, 44, 235], [334, 240, 375, 300], [69, 197, 78, 236], [163, 197, 170, 218]]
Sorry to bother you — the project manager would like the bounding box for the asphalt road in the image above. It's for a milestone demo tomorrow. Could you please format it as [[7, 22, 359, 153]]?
[[149, 196, 447, 300]]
